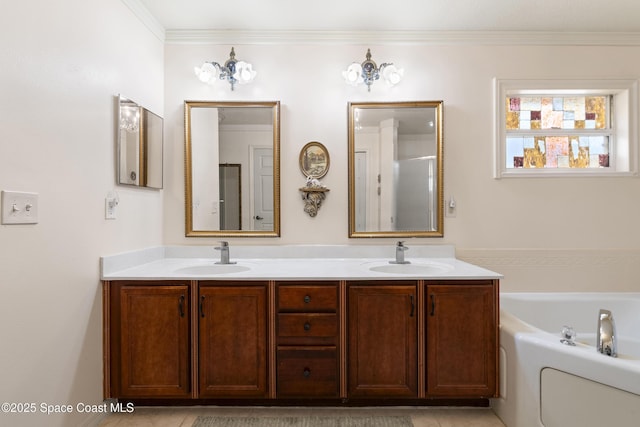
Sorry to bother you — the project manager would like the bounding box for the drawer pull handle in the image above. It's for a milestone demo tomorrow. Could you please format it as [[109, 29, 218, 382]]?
[[199, 295, 205, 318], [303, 295, 311, 304], [304, 322, 311, 331], [303, 368, 311, 378]]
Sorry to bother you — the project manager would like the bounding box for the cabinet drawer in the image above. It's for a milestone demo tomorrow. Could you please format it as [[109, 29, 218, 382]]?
[[277, 313, 337, 345], [277, 284, 337, 312], [277, 347, 338, 397]]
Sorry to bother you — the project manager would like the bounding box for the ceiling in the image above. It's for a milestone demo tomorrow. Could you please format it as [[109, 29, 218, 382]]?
[[139, 0, 640, 33]]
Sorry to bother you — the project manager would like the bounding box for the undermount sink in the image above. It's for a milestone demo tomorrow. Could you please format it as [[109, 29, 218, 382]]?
[[174, 264, 251, 275], [367, 262, 453, 275]]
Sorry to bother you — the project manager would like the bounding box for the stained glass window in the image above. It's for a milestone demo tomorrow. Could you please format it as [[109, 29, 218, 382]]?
[[495, 79, 636, 178], [504, 95, 611, 170]]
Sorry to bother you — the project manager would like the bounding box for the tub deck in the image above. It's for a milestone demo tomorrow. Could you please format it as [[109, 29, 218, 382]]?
[[493, 293, 640, 427]]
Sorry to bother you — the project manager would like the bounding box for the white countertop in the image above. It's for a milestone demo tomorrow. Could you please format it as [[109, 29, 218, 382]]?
[[101, 245, 502, 281]]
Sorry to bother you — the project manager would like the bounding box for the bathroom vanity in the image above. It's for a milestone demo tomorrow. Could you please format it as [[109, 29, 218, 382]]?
[[101, 245, 501, 405]]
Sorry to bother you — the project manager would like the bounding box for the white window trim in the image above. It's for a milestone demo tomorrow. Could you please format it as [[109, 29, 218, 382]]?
[[493, 78, 639, 178]]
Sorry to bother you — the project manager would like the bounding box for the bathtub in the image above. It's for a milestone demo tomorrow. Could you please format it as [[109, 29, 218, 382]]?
[[493, 293, 640, 427]]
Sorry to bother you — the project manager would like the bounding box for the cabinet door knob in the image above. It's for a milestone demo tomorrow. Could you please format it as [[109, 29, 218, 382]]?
[[199, 295, 205, 318], [303, 295, 311, 304], [304, 322, 311, 331], [303, 368, 311, 378]]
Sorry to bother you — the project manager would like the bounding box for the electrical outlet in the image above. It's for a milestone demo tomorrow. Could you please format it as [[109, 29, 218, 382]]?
[[445, 196, 457, 218], [1, 191, 39, 224]]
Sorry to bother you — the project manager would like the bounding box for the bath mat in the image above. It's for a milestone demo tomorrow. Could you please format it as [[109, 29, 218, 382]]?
[[192, 415, 413, 427]]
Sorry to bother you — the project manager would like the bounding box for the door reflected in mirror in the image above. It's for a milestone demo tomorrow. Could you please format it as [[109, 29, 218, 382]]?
[[348, 101, 443, 238], [184, 101, 280, 237]]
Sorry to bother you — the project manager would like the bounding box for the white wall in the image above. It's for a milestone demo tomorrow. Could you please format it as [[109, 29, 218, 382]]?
[[0, 1, 164, 426], [165, 42, 640, 292]]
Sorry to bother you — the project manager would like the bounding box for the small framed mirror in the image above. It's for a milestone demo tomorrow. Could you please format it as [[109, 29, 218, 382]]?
[[348, 101, 443, 238], [117, 95, 163, 189], [299, 141, 330, 178], [184, 100, 280, 237]]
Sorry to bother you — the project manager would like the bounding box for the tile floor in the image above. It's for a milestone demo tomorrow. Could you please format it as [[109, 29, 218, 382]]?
[[98, 406, 507, 427]]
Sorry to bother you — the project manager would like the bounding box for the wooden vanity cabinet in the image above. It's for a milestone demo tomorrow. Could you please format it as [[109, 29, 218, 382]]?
[[425, 281, 498, 398], [105, 277, 498, 403], [347, 282, 418, 398], [198, 282, 268, 398], [105, 280, 268, 400], [275, 282, 339, 398], [106, 281, 192, 398]]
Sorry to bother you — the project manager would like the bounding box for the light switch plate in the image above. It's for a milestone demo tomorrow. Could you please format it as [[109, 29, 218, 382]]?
[[1, 191, 39, 224], [105, 197, 117, 220]]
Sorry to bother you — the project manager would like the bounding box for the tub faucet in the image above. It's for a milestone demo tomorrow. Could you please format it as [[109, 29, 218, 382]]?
[[390, 241, 410, 264], [214, 241, 236, 265], [597, 309, 617, 357]]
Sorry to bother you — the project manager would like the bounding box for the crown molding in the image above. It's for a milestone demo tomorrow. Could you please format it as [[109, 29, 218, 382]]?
[[120, 0, 640, 47], [121, 0, 165, 41], [165, 29, 640, 46]]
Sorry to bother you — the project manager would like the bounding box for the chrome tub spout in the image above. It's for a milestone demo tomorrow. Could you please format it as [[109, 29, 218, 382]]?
[[597, 309, 617, 357]]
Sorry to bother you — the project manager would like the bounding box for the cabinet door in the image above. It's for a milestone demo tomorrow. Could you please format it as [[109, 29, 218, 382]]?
[[426, 283, 497, 397], [348, 283, 417, 398], [116, 284, 191, 398], [198, 284, 268, 398]]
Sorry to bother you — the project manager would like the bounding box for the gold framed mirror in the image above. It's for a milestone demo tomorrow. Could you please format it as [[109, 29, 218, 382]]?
[[184, 100, 280, 237], [348, 101, 443, 238], [299, 141, 330, 178]]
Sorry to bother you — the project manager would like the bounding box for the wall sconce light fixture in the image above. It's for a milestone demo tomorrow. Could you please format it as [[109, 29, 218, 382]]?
[[342, 48, 403, 91], [194, 47, 256, 90]]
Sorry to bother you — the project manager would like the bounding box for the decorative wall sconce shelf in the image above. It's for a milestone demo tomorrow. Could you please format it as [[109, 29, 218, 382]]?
[[299, 186, 330, 218], [299, 141, 331, 217]]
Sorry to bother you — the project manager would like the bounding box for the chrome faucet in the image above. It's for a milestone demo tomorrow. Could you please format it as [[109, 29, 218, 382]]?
[[597, 309, 617, 357], [390, 241, 410, 264], [214, 241, 236, 265]]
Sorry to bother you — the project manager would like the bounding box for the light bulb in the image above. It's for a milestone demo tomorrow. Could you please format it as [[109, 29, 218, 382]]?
[[343, 63, 363, 86], [382, 65, 403, 86], [234, 61, 256, 84], [194, 62, 217, 84]]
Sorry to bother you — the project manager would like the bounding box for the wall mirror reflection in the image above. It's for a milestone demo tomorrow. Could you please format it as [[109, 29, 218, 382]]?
[[117, 95, 163, 189], [348, 101, 443, 238], [184, 101, 280, 237]]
